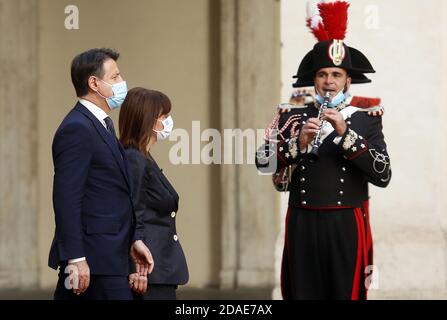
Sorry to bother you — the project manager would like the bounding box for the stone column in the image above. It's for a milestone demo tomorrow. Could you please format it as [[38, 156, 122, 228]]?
[[0, 0, 38, 288], [219, 0, 281, 289]]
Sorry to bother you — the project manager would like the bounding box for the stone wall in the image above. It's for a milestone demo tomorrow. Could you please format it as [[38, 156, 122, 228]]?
[[219, 0, 281, 289], [0, 0, 38, 289]]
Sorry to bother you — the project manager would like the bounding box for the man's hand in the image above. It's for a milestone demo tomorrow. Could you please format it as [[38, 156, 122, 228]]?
[[321, 109, 347, 136], [130, 240, 154, 276], [69, 260, 90, 295], [299, 118, 321, 150], [129, 272, 148, 294]]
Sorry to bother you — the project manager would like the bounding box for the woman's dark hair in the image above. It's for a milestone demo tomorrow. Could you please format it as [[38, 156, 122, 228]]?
[[71, 48, 120, 97], [119, 87, 172, 157]]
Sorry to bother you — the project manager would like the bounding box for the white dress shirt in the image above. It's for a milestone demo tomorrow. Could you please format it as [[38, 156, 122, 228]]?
[[68, 99, 109, 264], [79, 98, 108, 129]]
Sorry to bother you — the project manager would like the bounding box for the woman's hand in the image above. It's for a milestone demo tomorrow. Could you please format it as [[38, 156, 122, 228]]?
[[129, 272, 148, 294], [130, 240, 155, 276]]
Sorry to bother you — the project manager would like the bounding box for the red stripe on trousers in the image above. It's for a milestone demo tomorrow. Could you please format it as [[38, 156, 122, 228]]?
[[281, 207, 292, 300], [351, 208, 364, 300], [363, 200, 373, 267]]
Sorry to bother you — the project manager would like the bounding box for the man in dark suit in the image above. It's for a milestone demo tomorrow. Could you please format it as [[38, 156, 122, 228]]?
[[48, 48, 153, 300]]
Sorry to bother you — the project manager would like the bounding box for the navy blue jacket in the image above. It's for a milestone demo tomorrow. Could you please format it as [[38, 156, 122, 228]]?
[[125, 148, 189, 285], [48, 103, 134, 276]]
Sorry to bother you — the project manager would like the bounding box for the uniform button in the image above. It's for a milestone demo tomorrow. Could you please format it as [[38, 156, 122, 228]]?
[[340, 178, 345, 183], [300, 177, 306, 182], [301, 190, 306, 194], [302, 121, 306, 125], [171, 211, 176, 218], [342, 167, 346, 172], [301, 201, 307, 205], [337, 201, 342, 206], [173, 235, 178, 241], [339, 191, 344, 196], [347, 121, 351, 125], [303, 113, 308, 117], [301, 166, 306, 171]]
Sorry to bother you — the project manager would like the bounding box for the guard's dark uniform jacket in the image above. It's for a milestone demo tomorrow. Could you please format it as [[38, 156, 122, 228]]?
[[279, 102, 390, 208], [256, 98, 391, 300]]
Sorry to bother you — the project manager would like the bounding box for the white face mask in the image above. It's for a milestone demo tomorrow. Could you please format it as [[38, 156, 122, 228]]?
[[153, 115, 173, 141]]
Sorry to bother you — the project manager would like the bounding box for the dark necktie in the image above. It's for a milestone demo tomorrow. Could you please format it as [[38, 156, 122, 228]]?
[[104, 116, 124, 161], [104, 117, 116, 137]]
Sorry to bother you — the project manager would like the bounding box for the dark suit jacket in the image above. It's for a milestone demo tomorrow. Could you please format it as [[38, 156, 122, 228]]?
[[125, 148, 189, 285], [48, 102, 134, 276]]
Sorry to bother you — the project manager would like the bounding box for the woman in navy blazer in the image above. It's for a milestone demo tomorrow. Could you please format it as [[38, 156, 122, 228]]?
[[119, 87, 188, 300]]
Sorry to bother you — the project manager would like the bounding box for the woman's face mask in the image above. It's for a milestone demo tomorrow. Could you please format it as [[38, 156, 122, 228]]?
[[153, 115, 174, 141]]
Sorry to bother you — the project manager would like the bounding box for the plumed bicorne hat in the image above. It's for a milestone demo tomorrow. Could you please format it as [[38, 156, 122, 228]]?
[[293, 1, 375, 88]]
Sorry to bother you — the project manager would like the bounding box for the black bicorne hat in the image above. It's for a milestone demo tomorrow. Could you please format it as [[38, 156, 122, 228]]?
[[293, 1, 375, 88]]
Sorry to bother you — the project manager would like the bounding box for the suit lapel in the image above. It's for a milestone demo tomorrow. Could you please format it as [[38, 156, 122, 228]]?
[[74, 103, 130, 188], [151, 160, 179, 207]]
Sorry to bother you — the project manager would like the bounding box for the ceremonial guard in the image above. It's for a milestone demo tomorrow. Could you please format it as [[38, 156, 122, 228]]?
[[256, 1, 391, 300]]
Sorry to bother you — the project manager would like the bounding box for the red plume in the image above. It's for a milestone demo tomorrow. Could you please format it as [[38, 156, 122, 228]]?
[[306, 18, 329, 41], [318, 1, 350, 40], [350, 96, 382, 109]]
